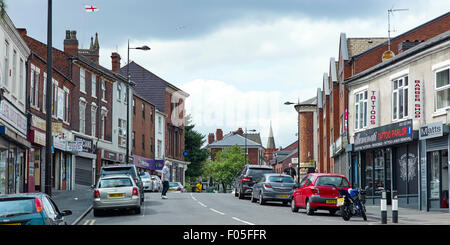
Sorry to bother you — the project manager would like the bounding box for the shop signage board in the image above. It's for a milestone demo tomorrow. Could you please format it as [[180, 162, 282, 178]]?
[[354, 119, 413, 151], [0, 99, 27, 135], [67, 140, 83, 152], [74, 135, 93, 153], [419, 122, 443, 140]]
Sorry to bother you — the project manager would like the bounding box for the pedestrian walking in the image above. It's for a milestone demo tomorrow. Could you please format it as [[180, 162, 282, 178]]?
[[161, 161, 171, 199], [284, 163, 297, 180]]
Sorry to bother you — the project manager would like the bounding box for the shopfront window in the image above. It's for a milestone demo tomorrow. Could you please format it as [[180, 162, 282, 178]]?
[[430, 151, 440, 200], [0, 150, 7, 194], [374, 150, 385, 196], [364, 151, 373, 196]]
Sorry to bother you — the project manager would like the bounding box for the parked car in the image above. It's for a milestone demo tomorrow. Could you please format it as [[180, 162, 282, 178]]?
[[0, 193, 72, 225], [93, 174, 141, 216], [251, 174, 295, 205], [151, 175, 162, 192], [234, 164, 274, 199], [291, 173, 351, 215], [168, 182, 186, 192], [139, 172, 153, 192], [99, 164, 144, 204]]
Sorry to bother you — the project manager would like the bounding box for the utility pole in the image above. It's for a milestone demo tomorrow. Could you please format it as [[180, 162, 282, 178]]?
[[45, 0, 53, 195]]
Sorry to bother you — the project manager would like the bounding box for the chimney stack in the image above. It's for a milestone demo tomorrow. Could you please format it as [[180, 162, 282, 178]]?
[[16, 28, 27, 38], [111, 52, 121, 72], [398, 40, 422, 53], [63, 30, 78, 57], [208, 133, 215, 144], [216, 129, 223, 141]]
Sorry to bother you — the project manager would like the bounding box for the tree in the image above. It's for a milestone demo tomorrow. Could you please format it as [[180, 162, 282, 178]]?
[[184, 118, 209, 179], [0, 0, 6, 19], [209, 145, 247, 193]]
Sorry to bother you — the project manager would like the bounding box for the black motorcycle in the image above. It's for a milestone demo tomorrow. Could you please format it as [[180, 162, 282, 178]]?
[[337, 187, 367, 221]]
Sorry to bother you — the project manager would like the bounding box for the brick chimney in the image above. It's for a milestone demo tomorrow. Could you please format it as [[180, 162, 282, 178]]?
[[236, 128, 244, 136], [208, 133, 215, 144], [216, 129, 223, 141], [63, 30, 78, 57], [398, 40, 422, 53], [16, 28, 27, 38], [111, 52, 121, 72]]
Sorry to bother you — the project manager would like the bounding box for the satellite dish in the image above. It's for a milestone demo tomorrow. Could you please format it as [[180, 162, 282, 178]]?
[[382, 50, 395, 62]]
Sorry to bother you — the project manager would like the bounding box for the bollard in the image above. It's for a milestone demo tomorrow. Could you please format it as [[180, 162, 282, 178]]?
[[392, 190, 398, 223], [381, 191, 387, 224]]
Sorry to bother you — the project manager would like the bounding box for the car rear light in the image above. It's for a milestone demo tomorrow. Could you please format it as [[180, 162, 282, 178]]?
[[35, 197, 43, 213], [311, 187, 320, 195], [94, 190, 100, 198], [132, 187, 139, 196], [177, 187, 182, 191], [242, 177, 252, 183], [264, 184, 272, 189]]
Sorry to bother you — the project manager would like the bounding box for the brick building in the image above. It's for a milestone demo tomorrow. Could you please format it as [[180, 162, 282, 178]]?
[[314, 12, 450, 185], [119, 61, 189, 185], [207, 128, 266, 165], [19, 28, 76, 191]]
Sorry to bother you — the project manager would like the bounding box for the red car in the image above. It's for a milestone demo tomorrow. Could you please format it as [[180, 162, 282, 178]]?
[[291, 173, 351, 215]]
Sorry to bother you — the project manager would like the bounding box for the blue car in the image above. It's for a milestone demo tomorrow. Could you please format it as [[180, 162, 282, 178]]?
[[0, 193, 72, 225]]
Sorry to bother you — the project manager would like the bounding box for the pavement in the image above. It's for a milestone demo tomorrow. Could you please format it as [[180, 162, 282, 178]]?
[[50, 187, 450, 225]]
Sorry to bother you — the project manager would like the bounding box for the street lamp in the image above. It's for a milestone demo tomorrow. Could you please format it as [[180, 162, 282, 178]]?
[[285, 101, 301, 184], [126, 40, 150, 164], [245, 128, 256, 165]]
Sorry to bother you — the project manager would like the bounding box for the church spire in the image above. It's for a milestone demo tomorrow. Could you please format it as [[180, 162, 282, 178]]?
[[267, 121, 276, 149]]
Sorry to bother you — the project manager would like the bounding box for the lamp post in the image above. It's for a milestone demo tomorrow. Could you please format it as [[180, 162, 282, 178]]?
[[126, 40, 150, 164], [44, 0, 53, 195], [245, 128, 256, 165], [285, 101, 301, 184]]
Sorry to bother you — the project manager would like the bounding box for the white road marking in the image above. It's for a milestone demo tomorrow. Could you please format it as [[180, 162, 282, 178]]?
[[232, 217, 255, 225], [190, 193, 197, 201], [198, 201, 207, 207], [90, 219, 96, 225], [210, 208, 225, 215], [83, 219, 96, 225]]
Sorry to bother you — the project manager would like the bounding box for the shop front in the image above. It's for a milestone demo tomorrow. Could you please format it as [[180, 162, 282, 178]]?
[[353, 119, 419, 208], [53, 129, 75, 191], [73, 135, 96, 188], [0, 99, 30, 194], [133, 155, 164, 174], [27, 115, 46, 192], [418, 122, 450, 212]]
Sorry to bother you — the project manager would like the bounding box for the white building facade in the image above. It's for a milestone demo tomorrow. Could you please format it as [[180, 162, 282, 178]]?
[[0, 12, 31, 194]]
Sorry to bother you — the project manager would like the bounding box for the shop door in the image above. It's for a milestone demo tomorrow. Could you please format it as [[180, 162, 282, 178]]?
[[428, 151, 441, 209]]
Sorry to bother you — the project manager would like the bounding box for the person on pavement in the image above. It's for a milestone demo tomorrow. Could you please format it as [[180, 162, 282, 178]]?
[[161, 161, 170, 199], [284, 163, 297, 180], [196, 182, 202, 192]]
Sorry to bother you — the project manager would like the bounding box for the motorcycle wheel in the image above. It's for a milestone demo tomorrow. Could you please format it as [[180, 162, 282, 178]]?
[[360, 204, 367, 221], [340, 205, 351, 221]]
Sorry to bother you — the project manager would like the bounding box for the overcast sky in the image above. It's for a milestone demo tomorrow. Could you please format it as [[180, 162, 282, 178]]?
[[7, 1, 450, 148]]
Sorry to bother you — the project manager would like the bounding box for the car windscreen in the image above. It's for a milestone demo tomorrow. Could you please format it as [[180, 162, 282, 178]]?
[[169, 182, 179, 187], [0, 198, 35, 217], [268, 176, 294, 183], [140, 174, 150, 179], [315, 176, 350, 187], [247, 168, 273, 178], [99, 178, 133, 188], [101, 167, 137, 178]]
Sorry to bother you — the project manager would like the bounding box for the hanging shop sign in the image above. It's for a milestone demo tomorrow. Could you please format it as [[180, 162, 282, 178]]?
[[414, 79, 424, 120], [354, 119, 413, 151], [419, 122, 443, 140], [368, 90, 379, 127]]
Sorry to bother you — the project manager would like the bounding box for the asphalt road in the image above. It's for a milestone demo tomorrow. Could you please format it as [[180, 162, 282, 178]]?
[[80, 192, 378, 225]]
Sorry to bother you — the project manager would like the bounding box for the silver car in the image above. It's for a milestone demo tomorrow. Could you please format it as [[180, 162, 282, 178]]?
[[139, 172, 153, 192], [93, 174, 141, 216], [151, 175, 162, 192], [251, 174, 295, 205]]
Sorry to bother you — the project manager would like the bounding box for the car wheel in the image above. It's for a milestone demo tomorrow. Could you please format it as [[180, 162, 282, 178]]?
[[291, 198, 299, 212], [329, 209, 337, 216], [282, 201, 289, 206], [234, 188, 239, 197], [258, 192, 265, 205], [306, 199, 314, 215], [93, 209, 102, 217], [135, 206, 141, 215], [238, 189, 245, 199]]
